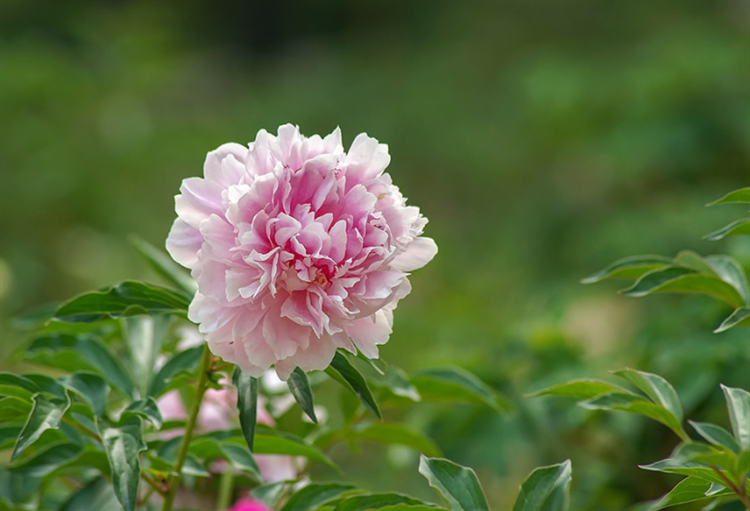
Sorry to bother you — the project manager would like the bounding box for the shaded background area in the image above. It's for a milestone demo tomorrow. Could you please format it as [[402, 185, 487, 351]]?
[[1, 0, 749, 509]]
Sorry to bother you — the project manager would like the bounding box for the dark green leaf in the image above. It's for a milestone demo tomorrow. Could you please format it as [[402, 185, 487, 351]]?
[[287, 367, 317, 423], [9, 442, 82, 477], [411, 367, 513, 413], [147, 345, 204, 397], [333, 492, 441, 511], [130, 235, 198, 295], [527, 379, 630, 400], [704, 219, 750, 241], [353, 423, 441, 457], [706, 255, 750, 305], [620, 267, 744, 308], [512, 459, 572, 511], [0, 425, 22, 450], [61, 372, 109, 417], [581, 255, 673, 284], [612, 369, 683, 421], [328, 351, 382, 419], [715, 308, 750, 333], [233, 365, 258, 452], [419, 455, 489, 511], [707, 187, 750, 206], [280, 483, 359, 511], [59, 477, 120, 511], [580, 393, 688, 441], [55, 281, 190, 323], [98, 415, 146, 511], [26, 333, 134, 397], [721, 385, 750, 451], [123, 315, 170, 396], [0, 373, 39, 401], [689, 421, 740, 453], [22, 374, 67, 399], [123, 397, 163, 429], [12, 391, 71, 461], [673, 251, 716, 275]]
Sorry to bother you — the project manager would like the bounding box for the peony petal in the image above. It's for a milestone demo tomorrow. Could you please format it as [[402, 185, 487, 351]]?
[[346, 309, 393, 358], [389, 237, 438, 272], [166, 218, 204, 269]]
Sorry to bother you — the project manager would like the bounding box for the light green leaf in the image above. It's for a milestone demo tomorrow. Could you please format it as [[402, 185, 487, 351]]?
[[252, 429, 338, 471], [123, 397, 163, 429], [419, 455, 489, 511], [704, 219, 750, 241], [26, 334, 134, 397], [673, 251, 716, 275], [706, 255, 750, 305], [581, 255, 673, 283], [251, 481, 288, 510], [8, 442, 82, 477], [639, 458, 730, 487], [527, 379, 630, 400], [707, 187, 750, 206], [612, 369, 683, 421], [287, 367, 317, 423], [0, 397, 32, 424], [721, 385, 750, 451], [12, 391, 71, 461], [333, 492, 442, 511], [328, 351, 381, 419], [714, 308, 750, 333], [381, 366, 421, 402], [512, 459, 572, 511], [98, 415, 146, 511], [189, 438, 260, 478], [123, 315, 169, 396], [130, 235, 198, 295], [621, 267, 744, 308], [633, 476, 731, 511], [55, 281, 190, 323], [353, 423, 441, 457], [689, 421, 740, 454], [233, 366, 258, 452], [411, 367, 513, 413], [59, 477, 119, 511], [61, 372, 109, 417], [147, 345, 204, 397], [280, 483, 359, 511], [0, 373, 40, 401], [580, 392, 688, 441]]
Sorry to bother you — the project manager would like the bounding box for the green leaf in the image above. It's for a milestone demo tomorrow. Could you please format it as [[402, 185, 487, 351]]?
[[714, 308, 750, 333], [581, 255, 673, 283], [26, 333, 135, 397], [328, 351, 382, 419], [8, 442, 82, 477], [704, 219, 750, 241], [706, 255, 750, 305], [612, 369, 683, 421], [419, 455, 489, 511], [527, 379, 630, 400], [61, 372, 109, 417], [123, 315, 169, 396], [0, 397, 32, 423], [123, 397, 163, 429], [0, 373, 40, 401], [721, 385, 750, 451], [147, 344, 204, 397], [333, 492, 442, 511], [23, 374, 67, 399], [411, 367, 513, 413], [0, 425, 22, 450], [287, 367, 317, 423], [380, 366, 421, 402], [639, 458, 730, 487], [512, 459, 572, 511], [12, 391, 71, 461], [251, 481, 288, 510], [689, 421, 740, 453], [280, 483, 359, 511], [189, 438, 261, 478], [707, 187, 750, 206], [130, 235, 198, 295], [98, 415, 146, 511], [55, 281, 190, 323], [59, 477, 120, 511], [353, 423, 441, 457], [673, 251, 716, 275], [620, 267, 744, 308], [233, 366, 258, 452], [580, 392, 688, 441], [633, 476, 731, 511], [252, 429, 338, 470]]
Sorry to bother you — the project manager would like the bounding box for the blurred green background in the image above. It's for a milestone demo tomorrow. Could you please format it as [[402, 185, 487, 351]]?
[[1, 0, 749, 509]]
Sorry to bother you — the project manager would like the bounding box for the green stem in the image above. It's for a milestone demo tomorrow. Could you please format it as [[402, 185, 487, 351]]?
[[162, 345, 213, 511], [216, 464, 235, 511]]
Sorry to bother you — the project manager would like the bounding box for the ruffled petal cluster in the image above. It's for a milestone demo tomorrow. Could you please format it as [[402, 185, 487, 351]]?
[[167, 124, 437, 379]]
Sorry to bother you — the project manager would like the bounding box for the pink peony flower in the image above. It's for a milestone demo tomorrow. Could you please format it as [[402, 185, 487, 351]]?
[[167, 124, 437, 379], [228, 497, 271, 511]]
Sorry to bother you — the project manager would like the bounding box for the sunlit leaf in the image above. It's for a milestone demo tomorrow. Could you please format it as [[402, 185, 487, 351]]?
[[706, 187, 750, 206], [581, 255, 673, 284], [620, 267, 744, 308], [97, 415, 146, 511], [721, 385, 750, 451], [689, 421, 740, 454], [704, 219, 750, 241], [419, 455, 489, 511], [512, 459, 572, 511], [527, 379, 630, 400], [705, 255, 750, 306], [632, 476, 731, 511], [12, 391, 71, 461], [714, 308, 750, 333], [612, 369, 683, 421]]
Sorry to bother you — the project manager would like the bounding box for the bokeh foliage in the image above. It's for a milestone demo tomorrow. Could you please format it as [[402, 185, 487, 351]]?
[[1, 1, 748, 509]]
